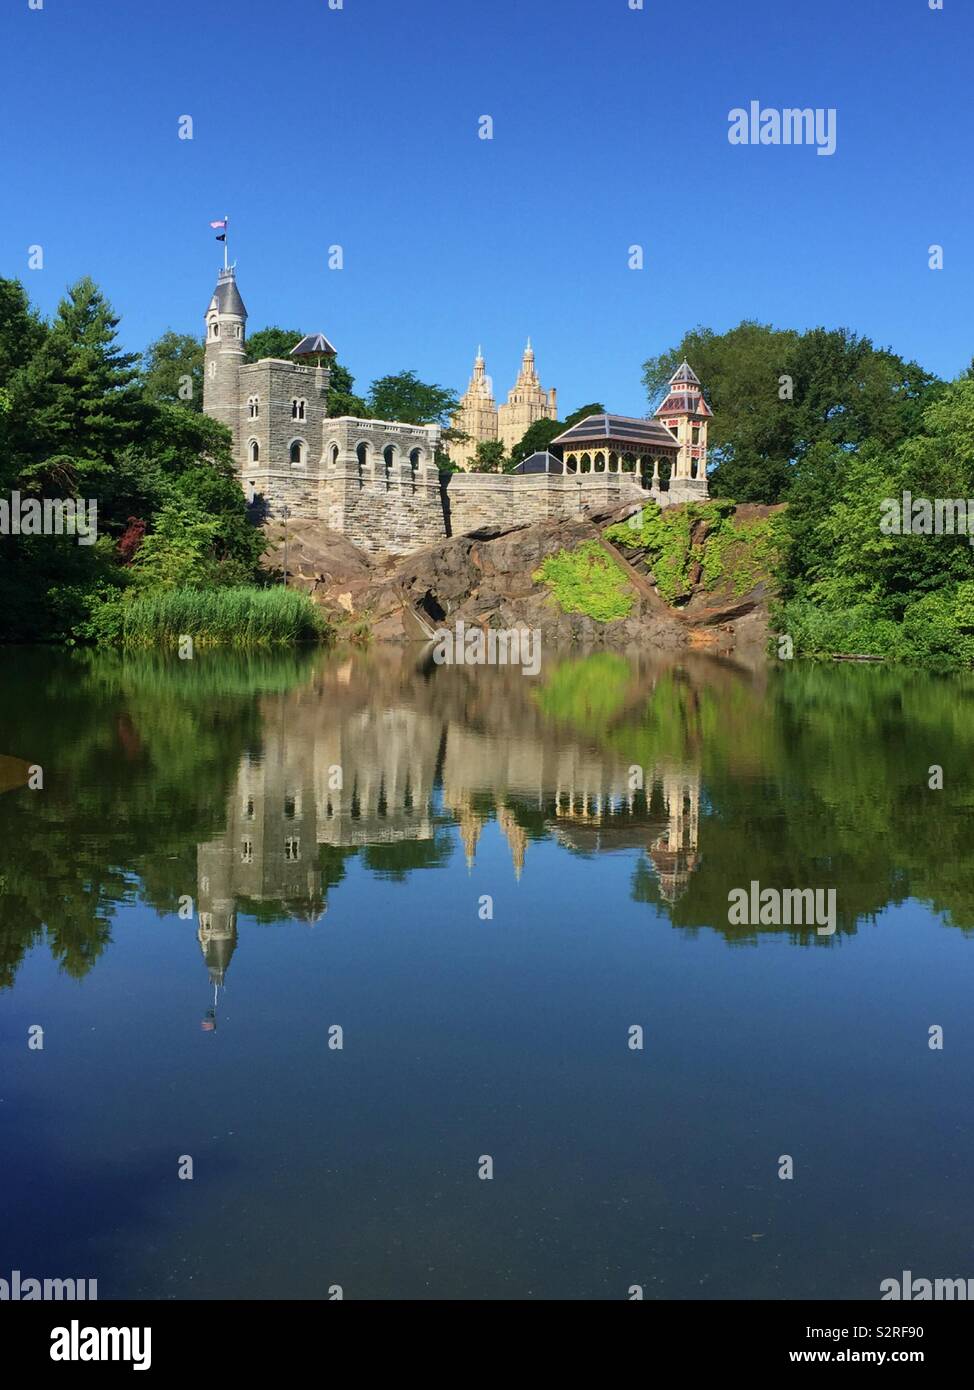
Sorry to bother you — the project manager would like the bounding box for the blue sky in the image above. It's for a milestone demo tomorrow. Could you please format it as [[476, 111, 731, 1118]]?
[[1, 0, 969, 417]]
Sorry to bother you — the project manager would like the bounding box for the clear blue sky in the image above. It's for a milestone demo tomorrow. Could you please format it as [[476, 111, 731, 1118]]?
[[1, 0, 969, 417]]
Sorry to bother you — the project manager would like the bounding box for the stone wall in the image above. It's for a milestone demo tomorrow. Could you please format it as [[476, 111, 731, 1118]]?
[[238, 360, 329, 504], [242, 416, 710, 559]]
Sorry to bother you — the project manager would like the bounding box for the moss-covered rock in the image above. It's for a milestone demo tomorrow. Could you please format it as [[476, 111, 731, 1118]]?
[[532, 540, 635, 622], [605, 499, 787, 611]]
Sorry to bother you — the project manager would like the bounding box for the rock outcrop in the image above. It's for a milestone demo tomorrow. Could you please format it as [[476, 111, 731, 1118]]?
[[261, 502, 780, 658]]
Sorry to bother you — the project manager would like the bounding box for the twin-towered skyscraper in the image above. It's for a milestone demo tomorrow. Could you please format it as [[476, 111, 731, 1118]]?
[[450, 341, 558, 468]]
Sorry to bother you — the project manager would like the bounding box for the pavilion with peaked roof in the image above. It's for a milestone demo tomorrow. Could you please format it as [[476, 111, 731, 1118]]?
[[549, 362, 712, 495], [290, 332, 338, 364], [550, 412, 681, 486]]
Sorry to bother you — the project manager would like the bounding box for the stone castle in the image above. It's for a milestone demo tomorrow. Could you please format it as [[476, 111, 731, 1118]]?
[[449, 341, 558, 468], [202, 266, 711, 558]]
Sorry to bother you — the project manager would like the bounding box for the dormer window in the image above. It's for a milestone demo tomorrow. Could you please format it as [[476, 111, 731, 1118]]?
[[291, 399, 306, 421]]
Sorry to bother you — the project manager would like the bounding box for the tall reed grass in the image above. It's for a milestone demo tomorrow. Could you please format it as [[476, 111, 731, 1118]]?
[[116, 586, 328, 648]]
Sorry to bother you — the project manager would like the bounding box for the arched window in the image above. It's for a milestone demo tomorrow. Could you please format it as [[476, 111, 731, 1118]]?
[[383, 444, 396, 473], [580, 453, 592, 473], [330, 443, 339, 467], [248, 396, 259, 419], [356, 442, 369, 473], [213, 322, 220, 338], [594, 452, 605, 471], [289, 440, 304, 466], [291, 399, 306, 421], [409, 448, 422, 471], [249, 439, 260, 463]]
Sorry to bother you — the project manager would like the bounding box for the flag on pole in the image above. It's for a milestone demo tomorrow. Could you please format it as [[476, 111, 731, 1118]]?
[[210, 218, 228, 242]]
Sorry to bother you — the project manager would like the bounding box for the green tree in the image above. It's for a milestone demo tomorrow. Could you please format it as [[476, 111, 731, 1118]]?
[[16, 277, 144, 495], [0, 278, 49, 491], [367, 370, 457, 426], [325, 361, 371, 418], [643, 322, 799, 502], [140, 331, 203, 411], [778, 378, 974, 657], [471, 440, 507, 473], [244, 326, 303, 363], [0, 277, 264, 642], [643, 322, 941, 504], [562, 402, 605, 429], [788, 327, 939, 458], [509, 416, 563, 468], [0, 277, 47, 383]]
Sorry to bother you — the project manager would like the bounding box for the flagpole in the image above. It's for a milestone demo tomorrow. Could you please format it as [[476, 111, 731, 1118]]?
[[224, 214, 229, 272]]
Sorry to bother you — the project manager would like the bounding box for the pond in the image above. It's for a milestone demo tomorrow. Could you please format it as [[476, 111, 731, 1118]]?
[[1, 646, 972, 1299]]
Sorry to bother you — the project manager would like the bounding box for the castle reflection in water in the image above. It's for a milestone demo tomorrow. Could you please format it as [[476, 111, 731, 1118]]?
[[196, 652, 707, 1017]]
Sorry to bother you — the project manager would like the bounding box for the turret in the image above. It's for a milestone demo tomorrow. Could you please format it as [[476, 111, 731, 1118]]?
[[203, 267, 248, 451], [654, 361, 712, 483]]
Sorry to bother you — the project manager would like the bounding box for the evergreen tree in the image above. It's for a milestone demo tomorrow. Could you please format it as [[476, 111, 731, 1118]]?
[[18, 277, 144, 495]]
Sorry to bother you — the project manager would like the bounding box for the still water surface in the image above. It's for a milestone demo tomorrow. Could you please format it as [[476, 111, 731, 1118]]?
[[1, 647, 972, 1299]]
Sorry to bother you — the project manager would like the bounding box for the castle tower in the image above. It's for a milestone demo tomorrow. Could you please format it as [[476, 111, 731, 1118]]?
[[497, 339, 557, 453], [203, 267, 248, 455], [449, 348, 498, 470], [653, 361, 711, 488]]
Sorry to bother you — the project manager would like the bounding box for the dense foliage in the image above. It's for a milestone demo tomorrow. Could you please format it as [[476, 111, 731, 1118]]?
[[606, 499, 785, 606], [644, 321, 974, 664], [0, 276, 265, 643]]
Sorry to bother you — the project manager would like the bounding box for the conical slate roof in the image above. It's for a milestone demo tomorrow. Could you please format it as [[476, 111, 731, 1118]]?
[[209, 268, 247, 319]]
